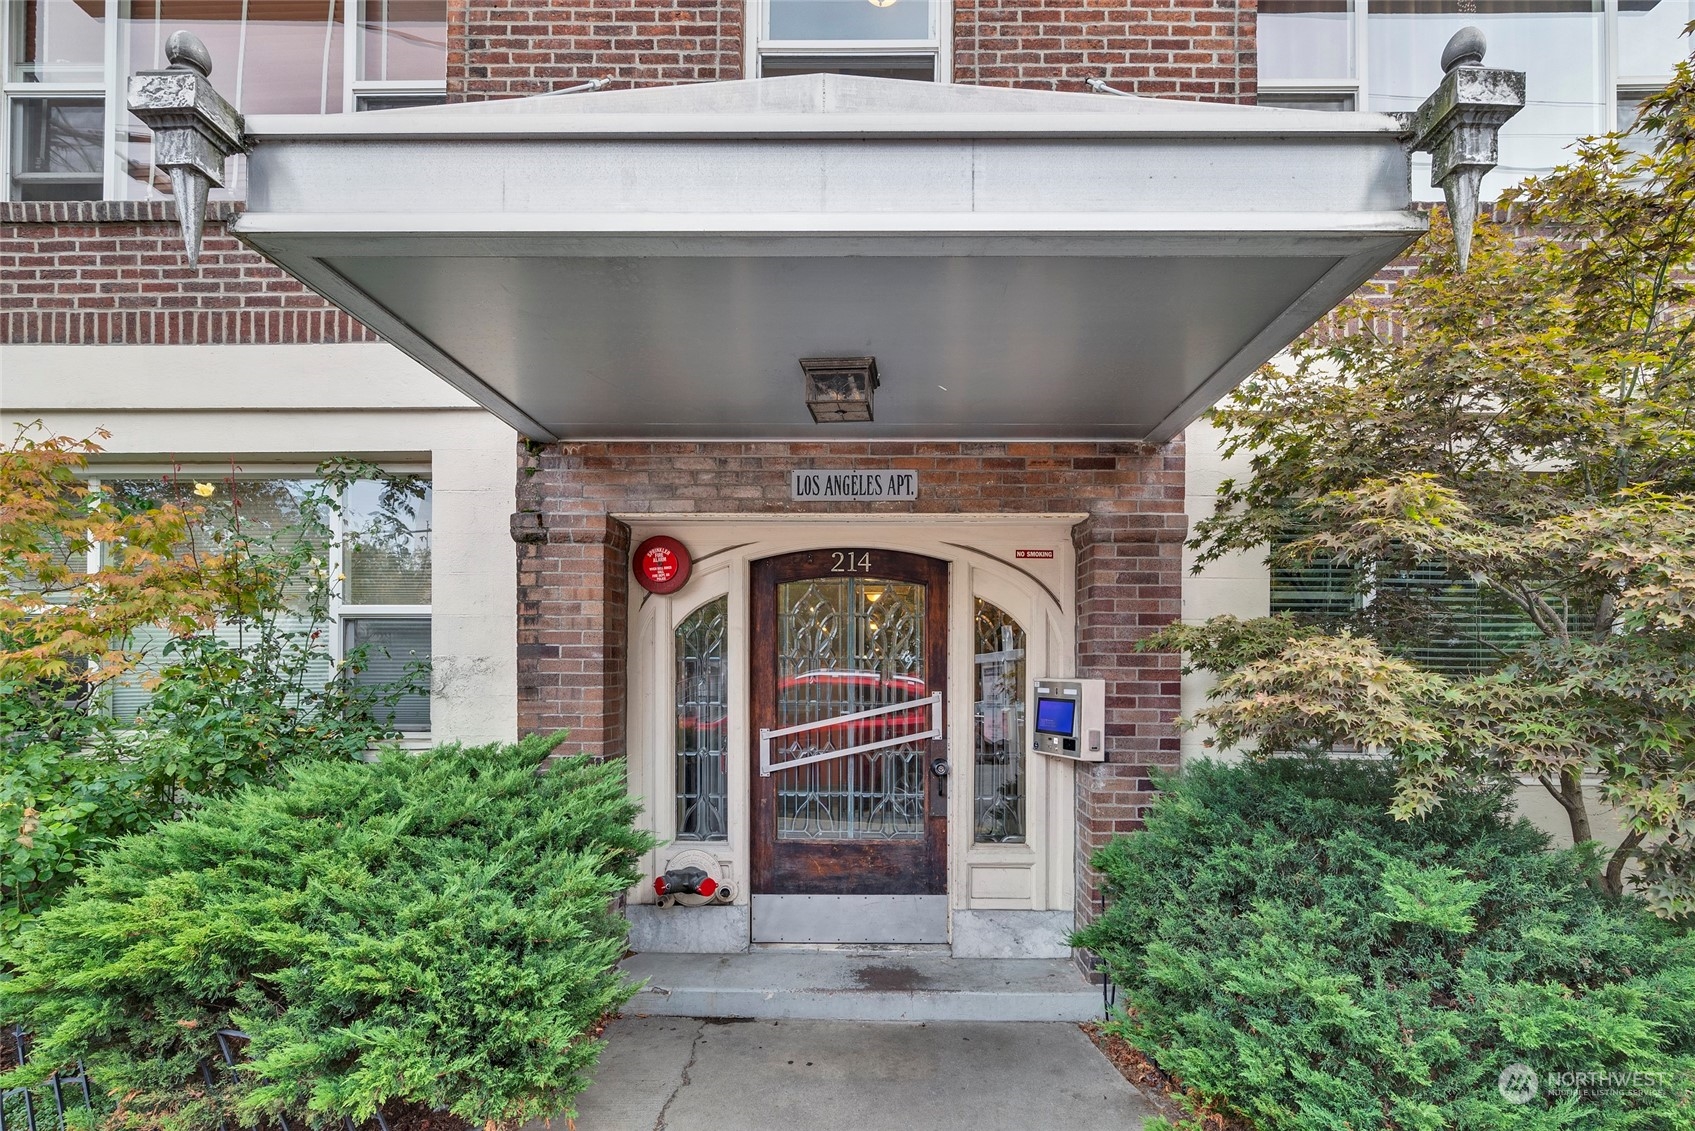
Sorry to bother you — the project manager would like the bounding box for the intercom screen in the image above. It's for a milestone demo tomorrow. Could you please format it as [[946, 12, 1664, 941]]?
[[1034, 696, 1077, 736]]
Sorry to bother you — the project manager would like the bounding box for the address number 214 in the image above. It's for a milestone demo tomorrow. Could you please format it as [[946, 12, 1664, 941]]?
[[830, 551, 872, 573]]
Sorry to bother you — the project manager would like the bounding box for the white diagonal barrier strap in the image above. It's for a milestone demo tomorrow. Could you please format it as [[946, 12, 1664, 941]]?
[[760, 694, 943, 778]]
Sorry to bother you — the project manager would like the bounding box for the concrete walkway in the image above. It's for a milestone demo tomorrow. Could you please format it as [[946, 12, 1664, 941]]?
[[544, 1015, 1158, 1131]]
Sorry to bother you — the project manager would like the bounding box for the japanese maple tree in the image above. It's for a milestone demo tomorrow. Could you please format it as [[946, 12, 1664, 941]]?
[[1174, 63, 1695, 916]]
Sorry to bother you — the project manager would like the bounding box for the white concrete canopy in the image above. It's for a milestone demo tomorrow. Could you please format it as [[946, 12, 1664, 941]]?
[[231, 74, 1429, 443]]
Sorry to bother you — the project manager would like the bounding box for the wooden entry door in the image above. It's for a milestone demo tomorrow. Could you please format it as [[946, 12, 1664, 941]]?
[[750, 549, 949, 944]]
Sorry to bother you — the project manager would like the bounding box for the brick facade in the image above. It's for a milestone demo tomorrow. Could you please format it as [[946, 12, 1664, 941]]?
[[954, 0, 1257, 99], [510, 439, 1187, 931], [447, 0, 746, 99], [440, 0, 1255, 101], [0, 202, 375, 346]]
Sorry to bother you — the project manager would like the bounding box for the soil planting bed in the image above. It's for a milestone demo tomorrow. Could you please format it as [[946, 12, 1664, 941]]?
[[1081, 1021, 1251, 1130]]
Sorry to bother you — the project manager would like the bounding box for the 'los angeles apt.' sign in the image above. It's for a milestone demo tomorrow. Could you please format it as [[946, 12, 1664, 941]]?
[[791, 469, 919, 502]]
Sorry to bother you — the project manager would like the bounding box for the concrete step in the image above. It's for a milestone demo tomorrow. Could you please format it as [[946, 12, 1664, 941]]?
[[620, 950, 1105, 1023]]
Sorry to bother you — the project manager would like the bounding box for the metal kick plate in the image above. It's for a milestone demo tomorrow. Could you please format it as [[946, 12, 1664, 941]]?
[[751, 894, 947, 944]]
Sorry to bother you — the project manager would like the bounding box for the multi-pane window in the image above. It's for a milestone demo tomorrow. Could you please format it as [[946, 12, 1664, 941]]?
[[1267, 550, 1357, 623], [1257, 1, 1690, 200], [339, 478, 432, 730], [1618, 0, 1694, 127], [753, 0, 945, 81], [674, 596, 729, 841], [353, 0, 448, 109], [4, 0, 104, 201], [100, 476, 432, 731], [2, 0, 447, 201], [972, 599, 1025, 844]]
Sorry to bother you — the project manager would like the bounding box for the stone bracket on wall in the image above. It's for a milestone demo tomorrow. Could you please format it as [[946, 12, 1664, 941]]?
[[126, 31, 248, 268], [1399, 27, 1527, 271]]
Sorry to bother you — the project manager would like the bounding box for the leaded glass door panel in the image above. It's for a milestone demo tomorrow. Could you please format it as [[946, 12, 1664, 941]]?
[[750, 549, 948, 943]]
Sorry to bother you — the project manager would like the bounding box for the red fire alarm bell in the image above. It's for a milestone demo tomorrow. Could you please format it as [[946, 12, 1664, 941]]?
[[633, 535, 691, 594]]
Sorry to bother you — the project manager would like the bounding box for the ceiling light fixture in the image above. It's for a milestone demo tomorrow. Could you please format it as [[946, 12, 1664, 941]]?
[[800, 357, 879, 423]]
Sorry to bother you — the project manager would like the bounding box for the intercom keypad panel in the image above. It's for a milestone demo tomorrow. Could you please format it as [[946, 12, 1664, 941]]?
[[1031, 678, 1105, 762]]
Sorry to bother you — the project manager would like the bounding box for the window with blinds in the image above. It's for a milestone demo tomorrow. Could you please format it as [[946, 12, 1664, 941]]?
[[340, 478, 430, 730], [344, 478, 430, 605], [104, 478, 322, 719], [3, 530, 87, 602], [1270, 545, 1585, 678], [1267, 551, 1357, 624], [343, 615, 431, 731], [1374, 565, 1588, 679]]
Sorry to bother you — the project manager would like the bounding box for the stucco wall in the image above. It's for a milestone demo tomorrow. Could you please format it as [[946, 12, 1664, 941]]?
[[1178, 418, 1268, 763]]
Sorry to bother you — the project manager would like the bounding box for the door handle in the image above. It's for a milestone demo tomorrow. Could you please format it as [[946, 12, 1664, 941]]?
[[931, 758, 950, 797]]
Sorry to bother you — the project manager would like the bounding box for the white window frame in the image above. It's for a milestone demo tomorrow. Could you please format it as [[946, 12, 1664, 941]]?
[[1255, 0, 1365, 114], [344, 0, 448, 112], [1, 0, 115, 199], [1, 0, 447, 202], [747, 0, 951, 81], [82, 469, 433, 734]]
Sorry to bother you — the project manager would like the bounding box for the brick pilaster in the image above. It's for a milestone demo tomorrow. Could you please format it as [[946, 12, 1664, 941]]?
[[515, 442, 633, 757], [1070, 447, 1187, 939]]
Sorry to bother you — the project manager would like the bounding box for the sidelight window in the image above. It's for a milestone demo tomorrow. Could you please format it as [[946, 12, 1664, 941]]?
[[972, 599, 1026, 843], [675, 595, 730, 841]]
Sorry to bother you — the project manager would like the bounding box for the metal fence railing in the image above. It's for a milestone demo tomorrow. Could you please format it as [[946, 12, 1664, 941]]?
[[0, 1026, 92, 1131], [1, 1026, 390, 1131]]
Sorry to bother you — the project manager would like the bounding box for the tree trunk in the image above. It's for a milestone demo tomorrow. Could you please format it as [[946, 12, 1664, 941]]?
[[1604, 829, 1646, 900], [1548, 768, 1611, 893], [1559, 768, 1593, 847]]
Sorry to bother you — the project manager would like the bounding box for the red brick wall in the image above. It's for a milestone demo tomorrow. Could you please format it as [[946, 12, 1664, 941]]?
[[954, 0, 1257, 100], [0, 202, 375, 346], [510, 438, 1186, 929], [444, 0, 1253, 102], [446, 0, 745, 100]]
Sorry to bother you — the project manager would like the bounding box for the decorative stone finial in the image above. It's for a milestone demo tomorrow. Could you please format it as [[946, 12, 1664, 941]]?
[[165, 30, 212, 78], [1440, 27, 1487, 74], [128, 32, 247, 267], [1406, 27, 1523, 270]]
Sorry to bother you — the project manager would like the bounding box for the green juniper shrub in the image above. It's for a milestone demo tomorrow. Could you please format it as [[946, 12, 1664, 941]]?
[[0, 734, 655, 1131], [1072, 758, 1695, 1131]]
